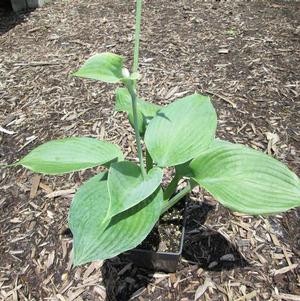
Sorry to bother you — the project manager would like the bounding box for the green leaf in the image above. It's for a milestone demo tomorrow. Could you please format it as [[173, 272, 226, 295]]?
[[72, 53, 124, 83], [108, 161, 163, 217], [68, 173, 111, 263], [175, 161, 193, 178], [16, 137, 124, 174], [115, 88, 161, 134], [190, 139, 300, 214], [144, 94, 217, 167], [69, 173, 163, 265]]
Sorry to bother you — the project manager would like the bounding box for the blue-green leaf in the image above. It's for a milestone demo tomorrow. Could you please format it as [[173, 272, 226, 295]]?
[[144, 94, 217, 167], [190, 139, 300, 214], [69, 172, 163, 265], [69, 173, 111, 263], [15, 137, 124, 174], [108, 161, 163, 217], [73, 53, 124, 83]]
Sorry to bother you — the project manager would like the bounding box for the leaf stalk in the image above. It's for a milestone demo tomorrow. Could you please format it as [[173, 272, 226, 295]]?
[[163, 173, 180, 201], [146, 149, 153, 172], [161, 181, 192, 215]]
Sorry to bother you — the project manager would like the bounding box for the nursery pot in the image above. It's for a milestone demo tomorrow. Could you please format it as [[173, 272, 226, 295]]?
[[123, 197, 187, 273]]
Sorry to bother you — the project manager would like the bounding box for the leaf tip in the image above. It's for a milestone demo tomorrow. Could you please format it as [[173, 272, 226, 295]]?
[[72, 258, 82, 267], [71, 71, 81, 78], [72, 251, 87, 267]]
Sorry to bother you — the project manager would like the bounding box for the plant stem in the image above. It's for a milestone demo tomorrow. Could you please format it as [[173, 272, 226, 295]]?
[[126, 81, 147, 178], [160, 182, 192, 215], [133, 0, 143, 85], [163, 173, 180, 201]]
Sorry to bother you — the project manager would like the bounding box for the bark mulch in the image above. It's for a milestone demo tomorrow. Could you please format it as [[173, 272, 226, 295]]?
[[0, 0, 300, 300]]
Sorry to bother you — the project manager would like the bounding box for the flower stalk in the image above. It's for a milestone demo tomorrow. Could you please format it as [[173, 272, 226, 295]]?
[[126, 81, 147, 178], [125, 0, 147, 178], [132, 0, 143, 82]]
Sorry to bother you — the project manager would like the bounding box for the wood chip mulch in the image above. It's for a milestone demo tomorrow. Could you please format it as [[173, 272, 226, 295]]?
[[0, 0, 299, 300]]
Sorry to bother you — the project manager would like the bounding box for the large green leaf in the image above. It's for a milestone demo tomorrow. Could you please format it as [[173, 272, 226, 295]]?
[[69, 173, 163, 265], [15, 137, 124, 174], [190, 139, 300, 214], [115, 88, 161, 134], [69, 173, 111, 263], [108, 161, 163, 217], [144, 94, 217, 167], [72, 53, 124, 83]]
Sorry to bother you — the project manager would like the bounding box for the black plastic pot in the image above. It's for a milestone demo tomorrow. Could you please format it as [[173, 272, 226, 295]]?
[[124, 198, 187, 273]]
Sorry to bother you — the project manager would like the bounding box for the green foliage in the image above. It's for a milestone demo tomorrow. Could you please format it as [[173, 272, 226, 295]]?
[[7, 0, 300, 267], [144, 94, 217, 167], [108, 161, 163, 217], [69, 172, 163, 265], [72, 53, 125, 83], [68, 173, 111, 264], [14, 137, 124, 174], [189, 140, 300, 214], [115, 87, 161, 134]]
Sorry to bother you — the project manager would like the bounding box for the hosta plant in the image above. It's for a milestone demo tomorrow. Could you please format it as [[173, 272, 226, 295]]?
[[4, 0, 300, 266]]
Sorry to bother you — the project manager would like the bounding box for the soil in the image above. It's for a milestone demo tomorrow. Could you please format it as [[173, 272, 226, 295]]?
[[0, 0, 300, 300]]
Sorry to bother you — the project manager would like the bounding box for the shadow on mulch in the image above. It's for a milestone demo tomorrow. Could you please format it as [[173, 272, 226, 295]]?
[[183, 203, 248, 271], [101, 202, 248, 301], [0, 0, 34, 35], [102, 259, 155, 301]]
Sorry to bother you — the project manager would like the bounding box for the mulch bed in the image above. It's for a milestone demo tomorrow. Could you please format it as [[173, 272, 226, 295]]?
[[0, 0, 300, 300]]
